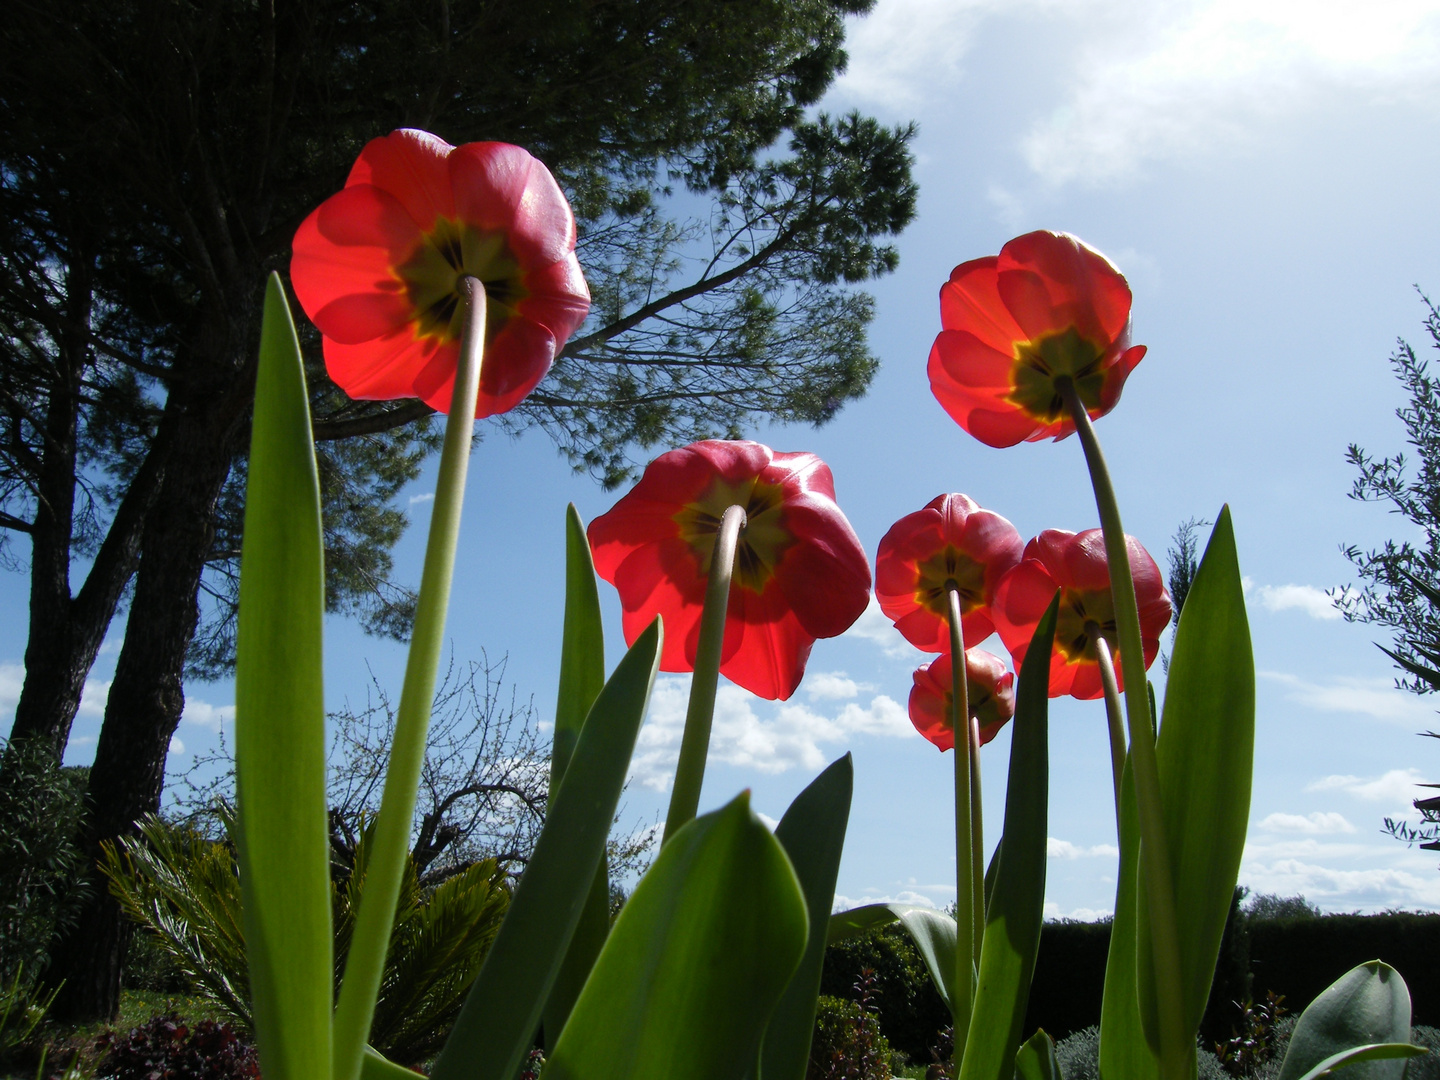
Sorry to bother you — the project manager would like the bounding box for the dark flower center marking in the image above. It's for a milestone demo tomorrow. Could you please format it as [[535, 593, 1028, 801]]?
[[1053, 586, 1118, 663], [916, 546, 988, 621], [675, 475, 792, 594], [1007, 327, 1108, 421], [398, 217, 527, 344]]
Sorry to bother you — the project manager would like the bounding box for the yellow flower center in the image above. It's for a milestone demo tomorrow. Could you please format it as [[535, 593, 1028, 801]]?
[[396, 217, 527, 344], [1053, 587, 1118, 663], [1006, 327, 1107, 421], [915, 547, 988, 622], [674, 475, 792, 594]]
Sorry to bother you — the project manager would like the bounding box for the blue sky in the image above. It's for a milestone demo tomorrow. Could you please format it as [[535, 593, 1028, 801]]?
[[7, 0, 1440, 916]]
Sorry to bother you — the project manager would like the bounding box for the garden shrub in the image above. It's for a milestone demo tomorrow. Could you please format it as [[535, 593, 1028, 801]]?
[[809, 988, 892, 1080], [0, 740, 89, 985], [820, 925, 949, 1061], [1053, 1026, 1229, 1079], [95, 1014, 259, 1080]]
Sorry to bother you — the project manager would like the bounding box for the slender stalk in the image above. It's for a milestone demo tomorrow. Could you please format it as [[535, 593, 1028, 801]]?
[[968, 715, 984, 963], [1059, 379, 1187, 1080], [1091, 630, 1126, 816], [332, 280, 487, 1080], [946, 586, 975, 1065], [662, 503, 746, 843]]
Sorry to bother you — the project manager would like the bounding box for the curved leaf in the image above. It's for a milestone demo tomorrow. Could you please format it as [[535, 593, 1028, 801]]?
[[544, 792, 808, 1080], [1015, 1030, 1064, 1080], [829, 903, 960, 1010], [1278, 961, 1414, 1080], [1293, 1043, 1428, 1080]]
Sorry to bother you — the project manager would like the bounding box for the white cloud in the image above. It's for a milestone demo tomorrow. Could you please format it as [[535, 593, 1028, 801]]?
[[756, 812, 781, 831], [629, 676, 916, 791], [1253, 584, 1341, 620], [1259, 671, 1436, 725], [168, 735, 185, 755], [409, 492, 435, 506], [1043, 902, 1114, 921], [1242, 857, 1440, 910], [1022, 0, 1440, 186], [843, 596, 926, 661], [1308, 768, 1428, 809], [806, 671, 870, 702], [182, 698, 235, 733], [0, 662, 20, 724], [1256, 811, 1356, 834], [77, 676, 111, 718], [1048, 837, 1121, 859], [833, 889, 947, 912]]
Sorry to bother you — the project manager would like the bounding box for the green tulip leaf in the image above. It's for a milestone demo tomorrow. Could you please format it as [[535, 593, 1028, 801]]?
[[764, 754, 855, 1080], [1278, 961, 1415, 1080], [1139, 507, 1255, 1044], [829, 903, 960, 1010], [234, 274, 331, 1080], [1097, 753, 1159, 1080], [429, 618, 661, 1080], [1292, 1044, 1428, 1080], [361, 1047, 425, 1080], [544, 792, 809, 1080], [543, 505, 611, 1048], [959, 592, 1058, 1080], [1015, 1030, 1064, 1080]]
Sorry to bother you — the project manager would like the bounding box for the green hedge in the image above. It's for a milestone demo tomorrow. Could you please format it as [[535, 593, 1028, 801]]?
[[824, 909, 1440, 1054]]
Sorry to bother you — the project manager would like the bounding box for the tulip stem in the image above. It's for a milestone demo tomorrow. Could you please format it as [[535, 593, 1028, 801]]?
[[1059, 379, 1187, 1080], [332, 279, 487, 1080], [663, 503, 747, 844], [946, 585, 976, 1066], [968, 715, 985, 959], [1091, 631, 1126, 822]]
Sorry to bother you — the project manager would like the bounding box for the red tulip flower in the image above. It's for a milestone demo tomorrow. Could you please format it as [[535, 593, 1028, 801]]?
[[291, 129, 590, 418], [587, 440, 871, 701], [875, 493, 1024, 653], [928, 231, 1146, 448], [908, 649, 1016, 752], [993, 529, 1171, 700]]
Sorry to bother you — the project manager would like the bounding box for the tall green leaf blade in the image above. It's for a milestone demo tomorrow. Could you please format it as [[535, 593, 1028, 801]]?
[[543, 505, 610, 1047], [1278, 962, 1414, 1080], [1098, 755, 1159, 1080], [429, 619, 661, 1080], [234, 274, 332, 1080], [958, 592, 1058, 1080], [764, 753, 855, 1080], [1138, 507, 1254, 1041], [544, 792, 809, 1080]]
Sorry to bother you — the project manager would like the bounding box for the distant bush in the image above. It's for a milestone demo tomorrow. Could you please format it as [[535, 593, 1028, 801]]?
[[1244, 893, 1320, 921], [821, 925, 949, 1061], [0, 739, 89, 985], [95, 1014, 258, 1080], [809, 983, 892, 1080]]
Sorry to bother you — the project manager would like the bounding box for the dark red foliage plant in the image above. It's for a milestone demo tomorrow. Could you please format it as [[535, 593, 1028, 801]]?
[[95, 1014, 259, 1080]]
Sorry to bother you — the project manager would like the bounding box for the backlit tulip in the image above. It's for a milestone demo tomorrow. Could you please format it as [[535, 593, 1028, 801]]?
[[908, 649, 1016, 752], [587, 440, 871, 700], [875, 493, 1023, 652], [928, 231, 1146, 448], [291, 129, 590, 418], [993, 528, 1171, 700]]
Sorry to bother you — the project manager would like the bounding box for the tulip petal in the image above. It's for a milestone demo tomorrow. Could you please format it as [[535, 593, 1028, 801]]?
[[347, 129, 458, 230], [996, 232, 1132, 345]]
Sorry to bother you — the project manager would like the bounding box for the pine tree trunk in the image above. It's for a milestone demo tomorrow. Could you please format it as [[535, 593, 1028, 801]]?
[[46, 336, 255, 1021]]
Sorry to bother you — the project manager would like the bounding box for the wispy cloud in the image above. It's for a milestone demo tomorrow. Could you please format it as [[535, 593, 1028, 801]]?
[[1043, 902, 1114, 922], [409, 492, 435, 507], [629, 675, 915, 791], [1252, 583, 1341, 620], [833, 888, 950, 912], [1242, 857, 1440, 910], [843, 596, 927, 661], [182, 698, 235, 733], [1259, 671, 1436, 725], [1048, 838, 1120, 859], [806, 671, 872, 702], [1256, 810, 1357, 834], [1307, 768, 1428, 809]]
